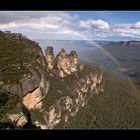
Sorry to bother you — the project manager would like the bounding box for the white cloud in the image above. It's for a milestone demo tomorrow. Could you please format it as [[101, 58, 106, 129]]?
[[111, 24, 140, 39], [0, 11, 140, 41], [80, 19, 110, 30], [0, 12, 83, 40], [131, 21, 140, 29]]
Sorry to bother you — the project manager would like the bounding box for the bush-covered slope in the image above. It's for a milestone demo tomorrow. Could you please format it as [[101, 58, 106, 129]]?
[[0, 31, 43, 85], [0, 31, 46, 127], [66, 70, 140, 129]]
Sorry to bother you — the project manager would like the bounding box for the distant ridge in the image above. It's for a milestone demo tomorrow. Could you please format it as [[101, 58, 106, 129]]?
[[122, 41, 140, 46]]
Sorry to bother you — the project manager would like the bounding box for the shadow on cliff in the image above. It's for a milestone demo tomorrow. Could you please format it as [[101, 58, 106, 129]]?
[[22, 105, 41, 129], [0, 122, 15, 129]]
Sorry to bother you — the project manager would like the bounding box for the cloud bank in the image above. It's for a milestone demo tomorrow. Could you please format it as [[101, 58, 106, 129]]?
[[0, 11, 140, 41]]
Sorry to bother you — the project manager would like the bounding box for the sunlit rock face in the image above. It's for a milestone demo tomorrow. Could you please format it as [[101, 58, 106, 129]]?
[[22, 86, 42, 110], [8, 113, 27, 127], [20, 46, 50, 111], [45, 47, 78, 78], [6, 41, 104, 129], [22, 78, 50, 110], [56, 48, 72, 77], [69, 51, 78, 72], [21, 46, 104, 129], [45, 46, 56, 70], [43, 71, 104, 129]]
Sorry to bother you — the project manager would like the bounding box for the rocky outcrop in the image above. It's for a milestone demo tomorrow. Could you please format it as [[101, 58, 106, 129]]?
[[8, 113, 27, 127], [45, 47, 78, 77], [7, 44, 50, 128], [69, 51, 78, 72], [0, 30, 105, 129], [20, 72, 40, 97], [45, 47, 56, 70], [16, 115, 27, 127], [22, 47, 103, 129], [6, 43, 104, 129], [0, 31, 52, 129], [45, 105, 61, 128], [21, 46, 50, 110], [43, 69, 104, 129], [22, 79, 49, 110], [2, 47, 48, 98], [23, 87, 42, 110], [56, 48, 72, 77]]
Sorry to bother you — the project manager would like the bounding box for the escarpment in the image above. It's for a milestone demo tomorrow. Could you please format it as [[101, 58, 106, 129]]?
[[39, 47, 104, 129], [43, 69, 104, 128], [0, 31, 49, 128], [0, 30, 104, 129]]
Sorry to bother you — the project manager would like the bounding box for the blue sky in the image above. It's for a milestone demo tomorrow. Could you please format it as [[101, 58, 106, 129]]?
[[69, 11, 140, 24], [0, 11, 140, 41]]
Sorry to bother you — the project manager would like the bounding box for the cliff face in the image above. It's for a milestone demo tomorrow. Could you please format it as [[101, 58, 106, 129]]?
[[0, 31, 104, 129], [0, 31, 50, 128], [19, 42, 50, 111], [44, 70, 104, 128], [0, 31, 49, 98], [33, 47, 104, 128], [17, 46, 104, 129], [45, 46, 56, 70]]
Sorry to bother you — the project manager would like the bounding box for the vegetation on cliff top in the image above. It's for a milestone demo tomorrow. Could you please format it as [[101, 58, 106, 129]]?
[[0, 86, 22, 128], [64, 70, 140, 129], [30, 109, 46, 124], [0, 30, 42, 127], [0, 30, 41, 85], [42, 65, 101, 112]]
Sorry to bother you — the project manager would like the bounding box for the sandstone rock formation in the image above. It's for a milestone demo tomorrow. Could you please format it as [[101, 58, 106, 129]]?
[[0, 30, 104, 129], [56, 48, 72, 77], [20, 46, 50, 110], [29, 47, 104, 129], [6, 44, 104, 129], [20, 72, 40, 97], [16, 115, 28, 127], [45, 46, 56, 70], [69, 51, 78, 72], [0, 31, 52, 129], [43, 70, 104, 129], [8, 113, 27, 127], [45, 47, 78, 77], [22, 79, 49, 110], [1, 32, 50, 99]]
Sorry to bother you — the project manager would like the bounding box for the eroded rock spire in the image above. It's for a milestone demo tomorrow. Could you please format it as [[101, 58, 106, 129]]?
[[45, 46, 56, 70], [45, 47, 78, 77]]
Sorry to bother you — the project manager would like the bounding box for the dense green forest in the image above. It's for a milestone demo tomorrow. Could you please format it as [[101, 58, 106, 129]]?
[[0, 86, 22, 128], [0, 31, 40, 84], [60, 70, 140, 129]]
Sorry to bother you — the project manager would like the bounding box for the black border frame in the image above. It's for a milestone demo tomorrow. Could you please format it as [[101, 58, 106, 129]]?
[[0, 0, 140, 138], [0, 0, 140, 10]]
